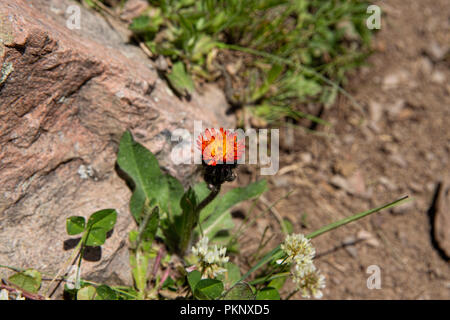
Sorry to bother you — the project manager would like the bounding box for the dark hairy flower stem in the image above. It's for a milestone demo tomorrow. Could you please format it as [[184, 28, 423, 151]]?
[[194, 184, 222, 236]]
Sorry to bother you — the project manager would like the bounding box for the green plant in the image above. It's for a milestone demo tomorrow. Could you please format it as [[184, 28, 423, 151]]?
[[127, 0, 373, 125], [1, 130, 409, 300]]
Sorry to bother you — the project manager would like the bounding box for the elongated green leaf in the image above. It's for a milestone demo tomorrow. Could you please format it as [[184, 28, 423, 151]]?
[[139, 205, 159, 244], [130, 250, 148, 297], [194, 279, 224, 300], [256, 287, 280, 300], [8, 269, 41, 294], [87, 209, 117, 232], [210, 180, 267, 218], [165, 175, 184, 218], [176, 188, 198, 253], [66, 216, 86, 235], [203, 211, 234, 240], [117, 131, 168, 221], [222, 282, 255, 300], [200, 180, 267, 236]]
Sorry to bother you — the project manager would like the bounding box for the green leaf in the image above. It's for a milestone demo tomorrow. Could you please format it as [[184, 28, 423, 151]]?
[[251, 64, 283, 101], [211, 180, 267, 218], [161, 276, 176, 290], [256, 287, 280, 300], [166, 61, 195, 96], [165, 175, 184, 218], [187, 270, 202, 292], [8, 269, 41, 294], [77, 286, 96, 300], [95, 285, 118, 300], [223, 263, 241, 287], [84, 227, 107, 246], [86, 209, 117, 232], [82, 0, 95, 8], [176, 187, 198, 253], [191, 35, 216, 62], [222, 282, 255, 300], [129, 230, 138, 244], [129, 14, 163, 34], [203, 211, 234, 240], [282, 218, 293, 234], [139, 205, 159, 244], [130, 250, 149, 297], [194, 279, 224, 300], [117, 131, 168, 221], [200, 180, 267, 236], [268, 276, 287, 291], [66, 216, 86, 235], [267, 64, 283, 84]]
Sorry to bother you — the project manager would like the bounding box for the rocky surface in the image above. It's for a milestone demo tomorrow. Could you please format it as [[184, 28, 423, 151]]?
[[237, 0, 449, 299], [0, 0, 232, 287]]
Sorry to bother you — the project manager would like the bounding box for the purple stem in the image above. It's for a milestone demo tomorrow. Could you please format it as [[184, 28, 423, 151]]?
[[152, 247, 164, 279]]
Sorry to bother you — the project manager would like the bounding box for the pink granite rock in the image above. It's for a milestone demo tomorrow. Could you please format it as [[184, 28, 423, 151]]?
[[0, 0, 232, 288]]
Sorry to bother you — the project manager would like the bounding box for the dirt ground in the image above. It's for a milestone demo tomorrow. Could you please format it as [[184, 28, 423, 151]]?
[[232, 0, 449, 299]]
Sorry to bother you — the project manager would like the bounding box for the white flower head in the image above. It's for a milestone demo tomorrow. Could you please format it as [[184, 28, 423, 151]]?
[[0, 289, 26, 300], [15, 292, 26, 300], [292, 263, 326, 299], [0, 289, 9, 300], [280, 233, 315, 265], [191, 237, 229, 278]]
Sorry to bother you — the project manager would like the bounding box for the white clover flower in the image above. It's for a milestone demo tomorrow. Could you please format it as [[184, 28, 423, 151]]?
[[280, 233, 315, 265], [292, 263, 326, 299], [192, 237, 209, 257], [15, 292, 26, 300], [0, 289, 9, 300], [191, 237, 229, 278], [0, 289, 25, 300]]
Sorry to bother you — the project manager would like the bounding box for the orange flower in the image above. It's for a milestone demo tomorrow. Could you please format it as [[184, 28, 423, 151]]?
[[197, 128, 244, 166]]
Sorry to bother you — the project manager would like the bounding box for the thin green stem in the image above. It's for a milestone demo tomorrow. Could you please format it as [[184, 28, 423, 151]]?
[[249, 272, 291, 286], [239, 196, 410, 282], [43, 236, 84, 297], [305, 195, 410, 239]]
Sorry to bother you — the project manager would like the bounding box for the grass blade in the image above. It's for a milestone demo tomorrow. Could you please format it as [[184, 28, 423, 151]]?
[[239, 195, 410, 282]]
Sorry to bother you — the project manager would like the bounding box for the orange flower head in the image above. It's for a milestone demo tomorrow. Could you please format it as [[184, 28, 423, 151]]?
[[197, 128, 245, 166]]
